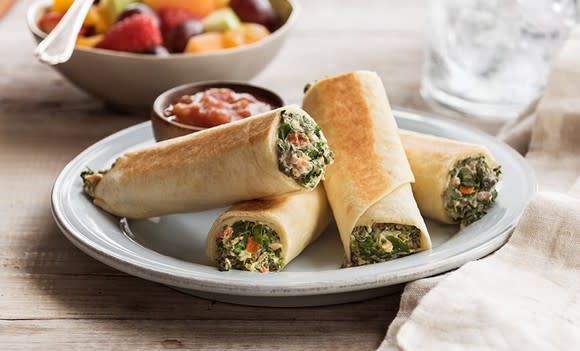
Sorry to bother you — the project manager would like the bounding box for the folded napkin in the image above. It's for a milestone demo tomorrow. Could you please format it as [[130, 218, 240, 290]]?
[[379, 29, 580, 351]]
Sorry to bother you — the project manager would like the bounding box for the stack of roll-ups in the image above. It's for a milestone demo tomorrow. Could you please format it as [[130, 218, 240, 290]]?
[[81, 105, 334, 218], [82, 105, 336, 272], [81, 71, 501, 273]]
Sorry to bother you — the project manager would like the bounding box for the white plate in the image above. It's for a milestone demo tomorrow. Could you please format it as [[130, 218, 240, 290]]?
[[51, 110, 536, 307]]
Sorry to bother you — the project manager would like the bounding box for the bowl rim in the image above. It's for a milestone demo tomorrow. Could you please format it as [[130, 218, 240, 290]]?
[[27, 0, 299, 61], [152, 80, 286, 132]]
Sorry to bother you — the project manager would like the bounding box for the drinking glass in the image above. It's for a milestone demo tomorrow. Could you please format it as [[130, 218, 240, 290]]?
[[422, 0, 578, 119]]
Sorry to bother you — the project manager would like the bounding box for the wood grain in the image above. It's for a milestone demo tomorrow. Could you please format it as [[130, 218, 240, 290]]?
[[0, 320, 388, 350]]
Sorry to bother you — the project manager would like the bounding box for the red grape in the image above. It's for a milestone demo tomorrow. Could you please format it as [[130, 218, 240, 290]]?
[[165, 19, 203, 53], [230, 0, 279, 31]]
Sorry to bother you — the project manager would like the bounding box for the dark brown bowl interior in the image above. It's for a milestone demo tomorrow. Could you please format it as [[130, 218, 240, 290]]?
[[152, 81, 285, 142]]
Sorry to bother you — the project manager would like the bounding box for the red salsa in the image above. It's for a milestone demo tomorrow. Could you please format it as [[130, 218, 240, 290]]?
[[164, 88, 273, 128]]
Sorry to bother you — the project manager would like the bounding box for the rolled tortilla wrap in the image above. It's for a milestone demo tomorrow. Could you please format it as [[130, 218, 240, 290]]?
[[303, 71, 431, 267], [206, 186, 331, 272], [81, 106, 334, 219], [400, 130, 501, 226]]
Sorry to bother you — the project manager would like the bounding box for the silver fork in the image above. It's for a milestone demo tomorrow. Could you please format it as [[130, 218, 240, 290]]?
[[34, 0, 94, 65]]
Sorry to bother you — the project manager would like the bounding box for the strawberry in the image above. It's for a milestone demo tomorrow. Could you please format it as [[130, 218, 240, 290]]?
[[78, 25, 90, 37], [95, 14, 162, 53], [158, 7, 198, 39], [38, 11, 91, 36], [38, 11, 64, 34]]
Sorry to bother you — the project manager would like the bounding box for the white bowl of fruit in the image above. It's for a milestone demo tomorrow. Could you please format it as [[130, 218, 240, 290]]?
[[27, 0, 298, 109]]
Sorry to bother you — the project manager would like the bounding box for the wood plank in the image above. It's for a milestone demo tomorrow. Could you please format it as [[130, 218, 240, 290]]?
[[254, 32, 428, 105], [0, 273, 401, 321], [0, 320, 386, 350]]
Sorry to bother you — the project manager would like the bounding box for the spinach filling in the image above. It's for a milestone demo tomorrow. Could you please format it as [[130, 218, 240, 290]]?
[[216, 220, 284, 273], [444, 156, 501, 226], [349, 223, 422, 267], [80, 167, 106, 197], [277, 110, 334, 189]]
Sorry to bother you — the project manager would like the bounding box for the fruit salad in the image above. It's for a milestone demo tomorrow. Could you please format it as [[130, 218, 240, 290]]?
[[38, 0, 280, 55]]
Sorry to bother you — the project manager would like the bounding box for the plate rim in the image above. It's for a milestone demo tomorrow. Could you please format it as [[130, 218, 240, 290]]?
[[51, 109, 537, 297]]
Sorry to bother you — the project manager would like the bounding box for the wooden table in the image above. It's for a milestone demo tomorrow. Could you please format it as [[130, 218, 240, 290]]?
[[0, 0, 504, 349]]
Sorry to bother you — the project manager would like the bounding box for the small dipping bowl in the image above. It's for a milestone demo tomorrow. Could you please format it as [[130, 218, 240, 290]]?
[[152, 81, 285, 142]]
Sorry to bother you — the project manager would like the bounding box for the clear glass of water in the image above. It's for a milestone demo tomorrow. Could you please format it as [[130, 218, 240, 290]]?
[[422, 0, 578, 119]]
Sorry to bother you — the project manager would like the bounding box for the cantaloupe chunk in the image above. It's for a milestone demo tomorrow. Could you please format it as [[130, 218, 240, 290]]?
[[143, 0, 215, 18], [222, 27, 245, 48], [223, 23, 269, 48], [214, 0, 231, 9], [185, 32, 225, 53], [243, 23, 270, 43]]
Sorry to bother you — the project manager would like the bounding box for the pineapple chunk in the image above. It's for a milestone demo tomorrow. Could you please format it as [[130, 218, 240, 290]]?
[[76, 35, 104, 48], [52, 0, 74, 13], [84, 6, 110, 34]]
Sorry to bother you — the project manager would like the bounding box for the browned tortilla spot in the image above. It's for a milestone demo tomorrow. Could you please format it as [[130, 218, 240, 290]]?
[[229, 196, 289, 212], [114, 114, 276, 179], [308, 73, 388, 203]]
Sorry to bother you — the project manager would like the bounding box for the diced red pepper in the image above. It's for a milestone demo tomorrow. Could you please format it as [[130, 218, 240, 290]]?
[[245, 236, 260, 254], [459, 185, 475, 195]]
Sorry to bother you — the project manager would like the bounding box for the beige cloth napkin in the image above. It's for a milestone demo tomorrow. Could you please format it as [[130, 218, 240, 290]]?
[[379, 30, 580, 351]]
